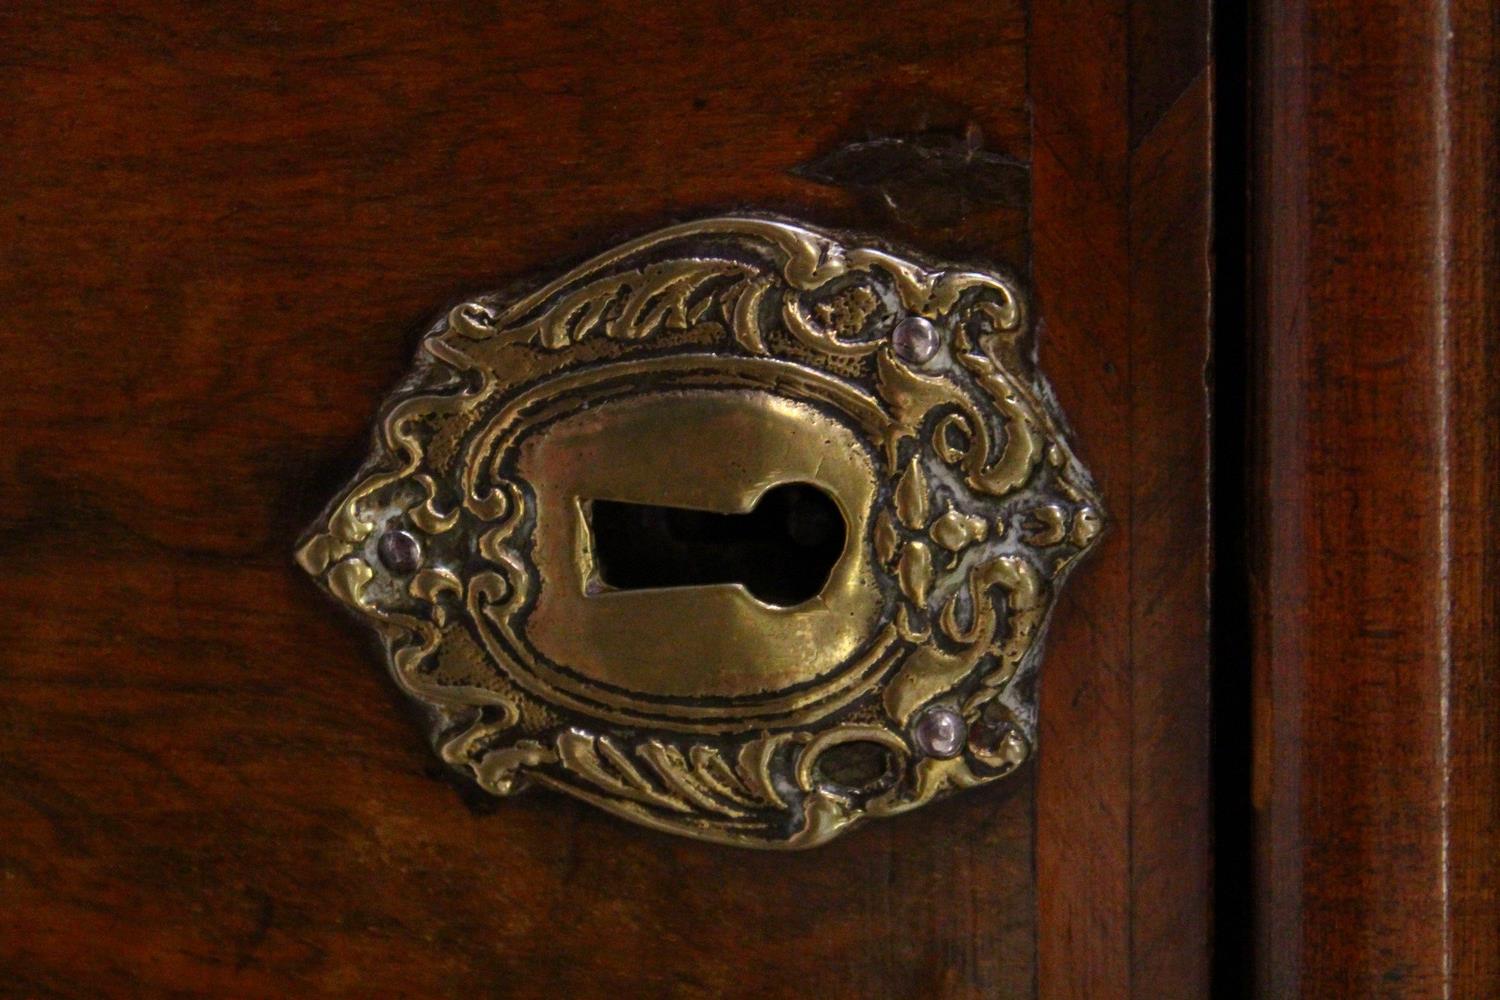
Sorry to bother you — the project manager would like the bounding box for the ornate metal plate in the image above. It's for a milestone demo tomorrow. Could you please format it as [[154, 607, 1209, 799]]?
[[297, 216, 1101, 848]]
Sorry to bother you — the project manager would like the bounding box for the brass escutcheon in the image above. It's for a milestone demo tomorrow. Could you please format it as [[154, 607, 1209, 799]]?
[[297, 216, 1102, 848]]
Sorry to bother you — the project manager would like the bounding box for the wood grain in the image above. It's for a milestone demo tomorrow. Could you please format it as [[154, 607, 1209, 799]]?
[[0, 2, 1214, 997], [0, 4, 1036, 998], [1032, 2, 1213, 997], [1253, 0, 1500, 994]]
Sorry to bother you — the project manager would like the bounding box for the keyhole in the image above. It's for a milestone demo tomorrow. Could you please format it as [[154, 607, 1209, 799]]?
[[587, 483, 847, 607]]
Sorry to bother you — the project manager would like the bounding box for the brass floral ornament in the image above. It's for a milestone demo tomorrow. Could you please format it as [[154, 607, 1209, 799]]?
[[297, 216, 1102, 848]]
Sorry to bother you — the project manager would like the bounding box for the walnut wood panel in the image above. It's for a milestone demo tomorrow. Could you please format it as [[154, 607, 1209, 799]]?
[[0, 4, 1034, 997], [1253, 0, 1500, 994], [1032, 2, 1213, 997], [0, 2, 1213, 997]]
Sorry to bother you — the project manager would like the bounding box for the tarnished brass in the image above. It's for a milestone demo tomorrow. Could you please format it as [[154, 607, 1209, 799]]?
[[298, 216, 1102, 848]]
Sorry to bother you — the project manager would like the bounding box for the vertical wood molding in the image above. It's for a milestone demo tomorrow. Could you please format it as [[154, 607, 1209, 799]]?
[[1033, 1, 1213, 995], [1253, 0, 1500, 994]]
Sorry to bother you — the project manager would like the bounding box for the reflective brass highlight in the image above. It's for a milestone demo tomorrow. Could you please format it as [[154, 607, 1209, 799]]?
[[298, 216, 1102, 848], [520, 389, 884, 702]]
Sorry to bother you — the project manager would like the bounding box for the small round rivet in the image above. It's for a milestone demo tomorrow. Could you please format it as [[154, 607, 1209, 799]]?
[[461, 302, 496, 327], [912, 705, 966, 759], [377, 529, 423, 575], [892, 316, 941, 364]]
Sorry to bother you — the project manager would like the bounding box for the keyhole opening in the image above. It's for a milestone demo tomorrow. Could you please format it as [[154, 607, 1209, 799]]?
[[587, 483, 847, 607]]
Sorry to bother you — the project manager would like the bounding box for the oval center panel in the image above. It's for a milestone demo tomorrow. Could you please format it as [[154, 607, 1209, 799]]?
[[515, 388, 886, 702]]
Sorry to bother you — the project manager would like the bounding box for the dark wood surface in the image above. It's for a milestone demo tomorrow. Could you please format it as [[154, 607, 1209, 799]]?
[[0, 3, 1212, 997], [1253, 0, 1500, 995], [1032, 1, 1212, 997]]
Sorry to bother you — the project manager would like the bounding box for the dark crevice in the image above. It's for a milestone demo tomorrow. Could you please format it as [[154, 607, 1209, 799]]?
[[1211, 1, 1255, 996]]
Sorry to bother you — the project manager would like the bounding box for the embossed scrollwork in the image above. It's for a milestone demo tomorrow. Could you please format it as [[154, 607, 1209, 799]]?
[[298, 216, 1101, 848]]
